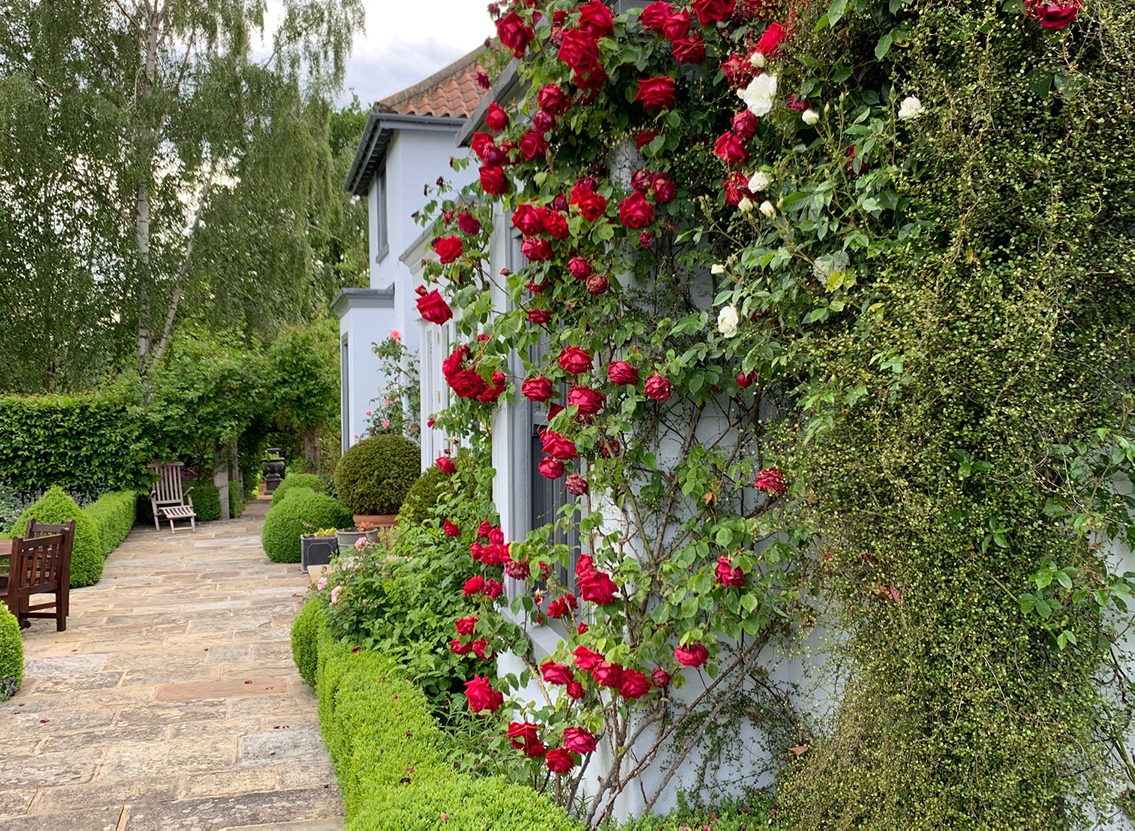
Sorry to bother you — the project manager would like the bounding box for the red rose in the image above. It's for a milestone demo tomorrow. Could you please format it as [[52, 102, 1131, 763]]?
[[631, 169, 653, 192], [558, 346, 592, 374], [635, 76, 676, 111], [449, 638, 472, 655], [456, 211, 481, 235], [541, 430, 578, 460], [715, 555, 747, 587], [638, 231, 655, 247], [483, 579, 504, 598], [471, 639, 494, 661], [755, 466, 787, 496], [671, 35, 705, 64], [437, 456, 457, 474], [1024, 0, 1082, 29], [736, 370, 754, 388], [520, 128, 549, 160], [592, 660, 623, 688], [548, 593, 578, 618], [722, 53, 755, 88], [578, 0, 614, 36], [497, 11, 534, 57], [754, 21, 787, 59], [565, 473, 589, 496], [692, 0, 735, 25], [455, 615, 478, 636], [652, 667, 672, 688], [480, 165, 508, 195], [507, 721, 546, 757], [568, 386, 605, 416], [675, 643, 709, 668], [444, 520, 461, 538], [569, 256, 592, 280], [578, 569, 618, 604], [586, 274, 610, 296], [619, 670, 652, 700], [786, 93, 810, 112], [572, 64, 608, 92], [635, 129, 660, 150], [477, 371, 507, 404], [732, 111, 759, 141], [714, 131, 748, 165], [619, 192, 654, 229], [538, 83, 571, 115], [533, 110, 556, 134], [504, 556, 530, 580], [607, 361, 639, 385], [522, 375, 554, 402], [573, 644, 603, 671], [465, 674, 504, 714], [512, 204, 547, 236], [433, 235, 463, 263], [476, 70, 491, 89], [661, 8, 690, 39], [462, 576, 484, 596], [416, 289, 453, 325], [449, 369, 487, 399], [477, 520, 492, 538], [521, 237, 553, 261], [545, 747, 575, 774], [644, 374, 673, 402], [543, 211, 570, 239], [528, 308, 552, 325], [485, 102, 509, 132], [563, 727, 598, 754], [640, 0, 673, 33], [651, 173, 676, 204], [723, 172, 754, 207], [471, 130, 496, 160], [558, 28, 601, 75], [570, 181, 608, 221], [566, 681, 586, 700], [539, 457, 565, 479], [541, 661, 575, 686]]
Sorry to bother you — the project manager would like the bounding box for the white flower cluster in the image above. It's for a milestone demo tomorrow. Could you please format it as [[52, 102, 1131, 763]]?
[[738, 74, 778, 117]]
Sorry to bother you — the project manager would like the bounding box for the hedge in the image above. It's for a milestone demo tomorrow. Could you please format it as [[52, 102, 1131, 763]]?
[[262, 488, 352, 564], [0, 605, 21, 701], [83, 490, 138, 556], [10, 487, 104, 587], [229, 482, 245, 518], [292, 600, 579, 831], [192, 481, 222, 521], [271, 473, 325, 506], [291, 598, 324, 687]]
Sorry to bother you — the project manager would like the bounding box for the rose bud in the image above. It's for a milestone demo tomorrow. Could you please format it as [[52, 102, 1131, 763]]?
[[565, 474, 589, 496], [736, 371, 753, 388], [569, 256, 593, 280], [585, 274, 610, 296]]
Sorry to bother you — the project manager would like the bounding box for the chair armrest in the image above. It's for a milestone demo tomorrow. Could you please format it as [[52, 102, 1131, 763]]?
[[185, 486, 194, 509]]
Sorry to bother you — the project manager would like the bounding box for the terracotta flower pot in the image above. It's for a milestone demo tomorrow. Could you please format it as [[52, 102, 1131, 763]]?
[[353, 514, 398, 531]]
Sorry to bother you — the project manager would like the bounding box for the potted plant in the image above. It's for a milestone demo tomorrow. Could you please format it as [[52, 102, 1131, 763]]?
[[334, 523, 379, 554], [300, 527, 339, 570], [333, 434, 421, 530]]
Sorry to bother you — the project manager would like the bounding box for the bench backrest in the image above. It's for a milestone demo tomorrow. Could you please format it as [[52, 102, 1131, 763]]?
[[150, 462, 188, 506]]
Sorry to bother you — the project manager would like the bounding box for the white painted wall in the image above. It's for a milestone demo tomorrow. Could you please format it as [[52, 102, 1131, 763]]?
[[337, 302, 392, 451]]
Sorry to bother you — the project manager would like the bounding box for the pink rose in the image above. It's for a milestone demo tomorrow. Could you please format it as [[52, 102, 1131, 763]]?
[[565, 474, 589, 496], [569, 256, 593, 280], [541, 430, 578, 461], [521, 236, 553, 261], [644, 374, 673, 402], [1024, 0, 1082, 28], [464, 675, 504, 714], [652, 667, 672, 688]]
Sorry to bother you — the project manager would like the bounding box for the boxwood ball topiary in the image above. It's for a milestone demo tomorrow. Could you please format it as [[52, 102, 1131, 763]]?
[[396, 465, 450, 528], [0, 605, 21, 701], [11, 486, 104, 588], [271, 473, 324, 506], [262, 487, 352, 564], [191, 481, 221, 521], [335, 435, 421, 516]]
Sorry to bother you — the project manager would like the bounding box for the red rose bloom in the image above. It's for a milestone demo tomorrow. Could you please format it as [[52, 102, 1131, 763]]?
[[558, 346, 592, 374], [520, 128, 549, 160], [565, 473, 589, 496], [675, 643, 709, 668], [722, 53, 755, 88], [661, 8, 691, 39], [539, 457, 565, 479], [1024, 0, 1082, 29], [449, 369, 487, 400], [635, 76, 676, 111], [456, 211, 481, 235], [619, 192, 654, 229], [755, 467, 787, 496], [714, 132, 748, 165], [504, 556, 531, 580], [533, 109, 556, 133], [651, 667, 672, 688], [644, 374, 673, 402], [528, 308, 552, 325], [651, 173, 677, 204], [541, 661, 575, 686], [416, 289, 453, 325], [463, 576, 485, 596], [522, 375, 554, 402], [512, 203, 547, 236], [568, 386, 605, 416], [570, 182, 608, 221], [541, 430, 578, 461], [566, 681, 586, 700], [754, 21, 787, 59], [723, 172, 754, 207], [578, 570, 617, 604], [586, 273, 610, 296], [545, 747, 575, 774], [433, 235, 463, 263], [692, 0, 735, 25], [635, 129, 660, 150], [507, 721, 546, 757], [521, 237, 553, 261], [471, 130, 496, 160], [480, 165, 508, 195], [732, 111, 759, 141], [607, 361, 639, 385], [437, 456, 457, 474], [538, 83, 571, 115], [715, 555, 747, 587], [483, 579, 504, 598], [497, 11, 534, 58], [449, 638, 472, 655], [640, 1, 673, 33], [671, 35, 705, 64], [485, 102, 509, 132], [477, 520, 492, 538], [592, 660, 624, 688], [558, 28, 601, 74], [569, 256, 593, 280], [619, 670, 652, 700], [737, 370, 754, 388], [543, 211, 570, 239], [573, 644, 604, 671], [548, 593, 578, 618], [563, 727, 597, 754], [464, 675, 504, 714], [455, 615, 478, 636], [444, 520, 460, 538], [471, 639, 494, 661], [578, 0, 615, 36]]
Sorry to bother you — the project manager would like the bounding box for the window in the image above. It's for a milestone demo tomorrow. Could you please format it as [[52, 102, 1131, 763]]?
[[374, 169, 389, 263]]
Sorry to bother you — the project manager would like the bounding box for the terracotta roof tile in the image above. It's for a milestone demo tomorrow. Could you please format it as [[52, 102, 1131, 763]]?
[[379, 48, 487, 120]]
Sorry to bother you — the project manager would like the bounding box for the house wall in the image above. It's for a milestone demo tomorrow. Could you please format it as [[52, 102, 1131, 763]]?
[[336, 300, 393, 451]]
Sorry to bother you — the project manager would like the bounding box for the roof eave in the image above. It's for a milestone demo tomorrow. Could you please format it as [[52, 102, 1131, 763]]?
[[456, 60, 522, 148], [343, 113, 469, 197]]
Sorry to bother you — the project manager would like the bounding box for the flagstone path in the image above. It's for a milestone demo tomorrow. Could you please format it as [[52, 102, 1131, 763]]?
[[0, 499, 344, 831]]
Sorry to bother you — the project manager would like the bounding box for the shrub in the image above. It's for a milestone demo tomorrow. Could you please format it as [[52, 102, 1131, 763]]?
[[395, 465, 448, 528], [334, 435, 420, 516], [262, 488, 351, 564], [291, 598, 325, 688], [0, 605, 21, 701], [191, 481, 221, 521], [11, 487, 103, 587], [271, 473, 324, 506], [229, 482, 245, 518], [83, 490, 138, 556], [302, 607, 578, 830]]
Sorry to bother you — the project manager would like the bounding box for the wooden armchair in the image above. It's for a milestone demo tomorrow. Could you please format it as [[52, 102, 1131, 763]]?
[[149, 462, 197, 533], [5, 519, 74, 631]]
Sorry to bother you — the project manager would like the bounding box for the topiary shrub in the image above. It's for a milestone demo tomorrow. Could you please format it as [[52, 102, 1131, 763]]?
[[11, 486, 104, 588], [291, 598, 325, 688], [271, 472, 324, 506], [262, 487, 352, 564], [334, 435, 421, 516], [229, 482, 245, 518], [83, 490, 138, 556], [395, 465, 449, 528], [0, 605, 21, 701], [191, 481, 221, 521]]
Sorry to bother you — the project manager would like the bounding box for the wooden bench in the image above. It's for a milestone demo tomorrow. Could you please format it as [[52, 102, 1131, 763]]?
[[2, 520, 74, 631]]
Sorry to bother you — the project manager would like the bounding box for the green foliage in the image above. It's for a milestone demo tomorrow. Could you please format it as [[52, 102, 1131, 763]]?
[[334, 435, 421, 516], [83, 490, 138, 556], [395, 466, 449, 528], [291, 598, 325, 688], [0, 605, 21, 701], [272, 473, 325, 506], [261, 488, 351, 564], [191, 481, 222, 522], [228, 482, 245, 518], [603, 791, 781, 831], [11, 487, 103, 588], [265, 322, 340, 469], [0, 393, 149, 497], [305, 607, 578, 830]]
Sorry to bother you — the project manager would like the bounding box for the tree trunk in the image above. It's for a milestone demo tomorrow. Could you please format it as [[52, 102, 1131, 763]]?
[[303, 426, 320, 472], [134, 2, 160, 373]]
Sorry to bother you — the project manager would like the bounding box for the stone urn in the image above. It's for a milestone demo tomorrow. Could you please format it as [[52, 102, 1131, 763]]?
[[261, 454, 285, 494]]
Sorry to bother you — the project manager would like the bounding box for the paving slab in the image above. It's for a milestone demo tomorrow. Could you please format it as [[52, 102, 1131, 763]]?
[[0, 500, 344, 828]]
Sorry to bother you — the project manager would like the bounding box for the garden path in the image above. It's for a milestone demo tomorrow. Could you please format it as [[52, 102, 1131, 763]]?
[[0, 499, 344, 830]]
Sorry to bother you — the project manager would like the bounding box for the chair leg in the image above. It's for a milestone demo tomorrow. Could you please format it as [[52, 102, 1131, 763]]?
[[56, 593, 66, 632], [153, 514, 160, 531]]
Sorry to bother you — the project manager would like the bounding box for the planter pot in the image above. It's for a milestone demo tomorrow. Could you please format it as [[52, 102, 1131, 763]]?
[[353, 514, 398, 531], [261, 457, 285, 494], [301, 535, 338, 570], [336, 527, 378, 554]]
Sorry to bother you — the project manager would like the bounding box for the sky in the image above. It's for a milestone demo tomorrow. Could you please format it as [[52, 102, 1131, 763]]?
[[340, 0, 496, 106]]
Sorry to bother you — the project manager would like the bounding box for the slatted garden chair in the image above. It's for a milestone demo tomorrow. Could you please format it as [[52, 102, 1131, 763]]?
[[6, 521, 73, 631], [149, 462, 197, 533]]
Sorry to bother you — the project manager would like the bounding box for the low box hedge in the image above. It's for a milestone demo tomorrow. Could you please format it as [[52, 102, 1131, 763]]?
[[83, 490, 138, 556], [9, 487, 104, 587], [292, 599, 579, 831], [262, 488, 352, 564], [271, 472, 325, 506], [191, 481, 222, 521], [0, 605, 22, 701]]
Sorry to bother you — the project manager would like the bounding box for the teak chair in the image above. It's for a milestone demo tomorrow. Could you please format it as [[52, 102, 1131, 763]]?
[[149, 462, 197, 533], [6, 519, 74, 631]]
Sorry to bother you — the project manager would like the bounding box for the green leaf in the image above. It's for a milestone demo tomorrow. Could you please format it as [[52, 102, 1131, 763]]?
[[875, 33, 893, 60]]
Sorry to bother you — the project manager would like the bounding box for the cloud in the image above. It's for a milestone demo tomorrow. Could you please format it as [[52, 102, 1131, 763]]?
[[341, 36, 476, 105]]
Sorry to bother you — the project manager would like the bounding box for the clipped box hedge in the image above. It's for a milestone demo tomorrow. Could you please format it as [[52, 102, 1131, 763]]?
[[292, 599, 579, 831], [271, 473, 325, 506], [262, 488, 352, 563], [0, 605, 22, 701], [83, 490, 138, 556], [192, 481, 222, 521]]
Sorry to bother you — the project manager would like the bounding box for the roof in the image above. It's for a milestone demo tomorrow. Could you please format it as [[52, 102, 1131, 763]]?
[[456, 60, 521, 148], [378, 49, 486, 120]]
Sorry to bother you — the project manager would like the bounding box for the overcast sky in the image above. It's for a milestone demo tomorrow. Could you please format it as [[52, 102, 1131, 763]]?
[[340, 0, 495, 106]]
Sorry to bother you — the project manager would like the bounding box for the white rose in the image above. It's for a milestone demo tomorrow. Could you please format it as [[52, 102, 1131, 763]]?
[[898, 95, 925, 121], [738, 197, 754, 213], [747, 170, 770, 192], [738, 73, 778, 118], [759, 200, 776, 218], [717, 305, 740, 338], [749, 51, 766, 69], [711, 263, 726, 275], [802, 108, 819, 126]]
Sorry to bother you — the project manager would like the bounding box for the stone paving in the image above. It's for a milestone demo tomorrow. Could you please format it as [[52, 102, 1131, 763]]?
[[0, 499, 344, 830]]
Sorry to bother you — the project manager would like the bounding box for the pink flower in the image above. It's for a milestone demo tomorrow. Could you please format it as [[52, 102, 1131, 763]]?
[[651, 667, 672, 688], [353, 536, 367, 550], [330, 585, 342, 605], [567, 386, 605, 417], [390, 330, 401, 342], [316, 576, 327, 591], [754, 467, 787, 496]]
